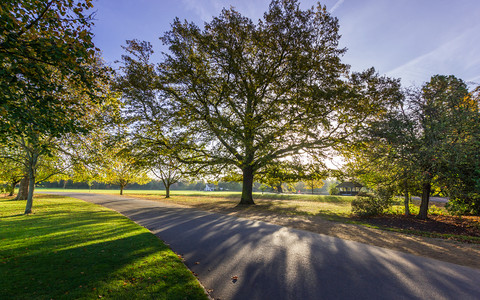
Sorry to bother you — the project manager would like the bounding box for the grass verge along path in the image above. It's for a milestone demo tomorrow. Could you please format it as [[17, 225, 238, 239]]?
[[0, 195, 208, 300]]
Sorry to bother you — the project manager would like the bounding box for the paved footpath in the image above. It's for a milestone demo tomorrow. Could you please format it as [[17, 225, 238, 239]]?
[[47, 192, 480, 300]]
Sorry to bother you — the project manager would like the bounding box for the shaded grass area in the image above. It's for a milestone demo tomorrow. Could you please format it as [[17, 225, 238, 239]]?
[[0, 195, 207, 300]]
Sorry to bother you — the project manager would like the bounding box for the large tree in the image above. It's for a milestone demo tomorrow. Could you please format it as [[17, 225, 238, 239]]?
[[0, 0, 108, 213], [347, 75, 480, 219], [344, 100, 418, 216], [157, 0, 400, 205], [0, 0, 99, 139], [415, 76, 480, 218]]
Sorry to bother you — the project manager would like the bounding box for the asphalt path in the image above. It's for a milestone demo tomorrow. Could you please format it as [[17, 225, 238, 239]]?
[[45, 192, 480, 300]]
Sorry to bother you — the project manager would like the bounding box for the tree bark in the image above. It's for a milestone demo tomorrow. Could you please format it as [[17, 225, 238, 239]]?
[[276, 184, 283, 193], [16, 175, 29, 200], [120, 185, 124, 195], [165, 184, 171, 198], [239, 165, 255, 205], [24, 164, 36, 214], [8, 180, 20, 197], [417, 175, 431, 220], [403, 179, 410, 216]]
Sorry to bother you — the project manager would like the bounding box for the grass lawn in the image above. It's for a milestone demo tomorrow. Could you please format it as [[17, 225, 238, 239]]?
[[0, 195, 208, 300], [34, 188, 445, 219], [34, 188, 479, 242], [35, 188, 356, 220]]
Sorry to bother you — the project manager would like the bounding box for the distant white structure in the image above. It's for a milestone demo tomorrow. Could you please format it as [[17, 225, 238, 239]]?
[[204, 183, 215, 191]]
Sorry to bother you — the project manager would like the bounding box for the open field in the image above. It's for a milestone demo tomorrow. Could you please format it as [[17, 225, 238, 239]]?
[[35, 188, 446, 217], [0, 195, 208, 300], [34, 188, 480, 242], [36, 188, 355, 219]]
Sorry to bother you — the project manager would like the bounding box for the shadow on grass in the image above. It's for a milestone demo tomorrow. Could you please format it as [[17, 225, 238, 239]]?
[[174, 198, 350, 220], [0, 201, 207, 300]]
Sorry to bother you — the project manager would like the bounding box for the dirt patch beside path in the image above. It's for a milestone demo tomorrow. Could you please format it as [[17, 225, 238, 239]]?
[[139, 197, 480, 270]]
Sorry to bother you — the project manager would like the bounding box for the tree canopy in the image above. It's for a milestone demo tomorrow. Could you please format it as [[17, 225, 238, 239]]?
[[345, 75, 480, 219], [0, 0, 113, 213], [140, 0, 401, 205], [0, 0, 103, 140]]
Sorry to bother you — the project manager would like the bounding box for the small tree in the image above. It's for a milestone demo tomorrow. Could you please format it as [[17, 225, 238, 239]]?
[[99, 141, 150, 195], [149, 156, 189, 198], [306, 179, 324, 195]]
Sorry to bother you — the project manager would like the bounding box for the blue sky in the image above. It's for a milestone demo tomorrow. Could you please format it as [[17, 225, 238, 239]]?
[[92, 0, 480, 87]]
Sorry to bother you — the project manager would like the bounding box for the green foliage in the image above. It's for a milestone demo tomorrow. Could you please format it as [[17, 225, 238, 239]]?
[[351, 188, 394, 217], [446, 196, 480, 216], [345, 75, 480, 219], [118, 0, 400, 205], [0, 0, 105, 140], [98, 135, 151, 194], [0, 195, 207, 299], [385, 203, 446, 216], [1, 0, 116, 213], [328, 184, 339, 195]]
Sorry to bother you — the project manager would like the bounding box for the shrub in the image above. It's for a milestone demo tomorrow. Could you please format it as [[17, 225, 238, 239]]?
[[328, 184, 339, 195], [351, 187, 394, 217], [351, 194, 383, 217], [446, 196, 480, 216]]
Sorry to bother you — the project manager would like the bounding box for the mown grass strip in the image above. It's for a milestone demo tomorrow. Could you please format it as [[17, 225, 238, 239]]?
[[0, 195, 208, 300]]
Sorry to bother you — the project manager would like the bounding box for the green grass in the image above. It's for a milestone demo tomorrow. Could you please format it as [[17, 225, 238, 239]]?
[[35, 188, 243, 197], [35, 188, 357, 220], [0, 195, 208, 300], [36, 188, 352, 201]]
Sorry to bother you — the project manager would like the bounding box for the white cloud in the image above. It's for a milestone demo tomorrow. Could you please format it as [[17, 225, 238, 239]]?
[[180, 0, 270, 23], [181, 0, 222, 21], [386, 25, 480, 86], [329, 0, 345, 13]]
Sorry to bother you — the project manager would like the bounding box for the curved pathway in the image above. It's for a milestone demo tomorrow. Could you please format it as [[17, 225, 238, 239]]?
[[46, 192, 480, 300]]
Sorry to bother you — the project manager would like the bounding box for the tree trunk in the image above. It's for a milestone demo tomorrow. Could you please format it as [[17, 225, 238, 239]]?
[[24, 166, 36, 214], [276, 184, 283, 193], [16, 176, 29, 200], [239, 165, 255, 205], [120, 185, 124, 195], [165, 184, 171, 198], [403, 179, 410, 216], [8, 180, 20, 197], [417, 176, 431, 220]]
